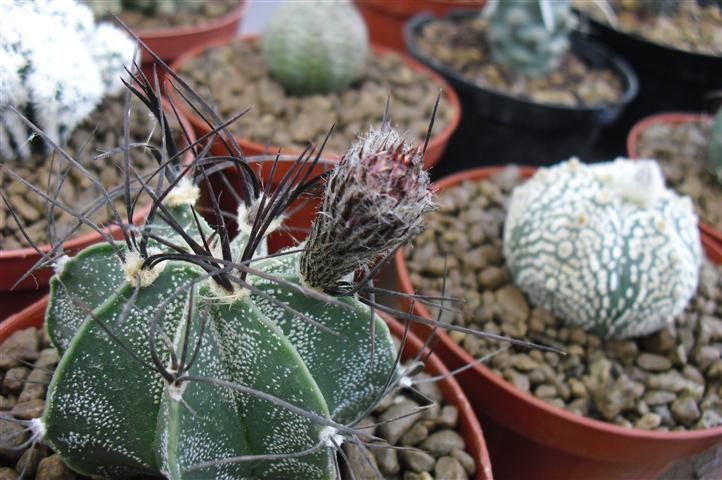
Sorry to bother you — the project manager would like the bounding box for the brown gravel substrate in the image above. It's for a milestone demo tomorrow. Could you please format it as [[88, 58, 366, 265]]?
[[414, 16, 625, 107], [406, 167, 722, 431], [636, 118, 722, 233], [1, 94, 181, 251], [178, 40, 454, 155], [106, 0, 239, 30], [577, 0, 722, 56], [0, 330, 475, 479]]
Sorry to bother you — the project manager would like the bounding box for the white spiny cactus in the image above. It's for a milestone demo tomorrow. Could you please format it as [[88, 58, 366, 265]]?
[[0, 0, 135, 160]]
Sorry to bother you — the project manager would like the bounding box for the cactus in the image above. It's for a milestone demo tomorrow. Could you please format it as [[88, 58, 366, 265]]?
[[9, 63, 447, 477], [485, 0, 575, 78], [708, 108, 722, 183], [261, 0, 369, 95], [503, 158, 702, 339], [0, 0, 134, 159]]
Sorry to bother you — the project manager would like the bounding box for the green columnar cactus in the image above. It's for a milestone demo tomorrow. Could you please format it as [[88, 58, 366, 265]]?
[[503, 158, 702, 339], [261, 1, 369, 95], [708, 108, 722, 183], [485, 0, 575, 77]]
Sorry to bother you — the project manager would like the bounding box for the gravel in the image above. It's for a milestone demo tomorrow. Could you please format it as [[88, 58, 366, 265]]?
[[635, 118, 722, 233], [105, 0, 238, 30], [406, 167, 722, 432], [178, 40, 454, 156], [1, 94, 181, 251], [413, 16, 625, 108]]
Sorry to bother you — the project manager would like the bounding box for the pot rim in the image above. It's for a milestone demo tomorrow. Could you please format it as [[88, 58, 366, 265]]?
[[168, 35, 462, 165], [0, 298, 493, 480], [627, 111, 722, 246], [0, 102, 197, 261], [395, 164, 722, 442], [133, 1, 248, 41], [403, 10, 639, 115]]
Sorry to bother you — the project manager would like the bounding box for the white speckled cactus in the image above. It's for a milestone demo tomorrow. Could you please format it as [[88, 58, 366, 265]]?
[[503, 158, 702, 339], [261, 0, 369, 95], [485, 0, 575, 77], [0, 0, 134, 159], [709, 108, 722, 183]]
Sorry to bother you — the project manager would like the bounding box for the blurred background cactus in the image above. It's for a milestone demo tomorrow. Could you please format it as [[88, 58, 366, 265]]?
[[503, 158, 702, 339], [83, 0, 204, 18], [0, 0, 134, 160], [261, 0, 369, 95], [484, 0, 575, 77]]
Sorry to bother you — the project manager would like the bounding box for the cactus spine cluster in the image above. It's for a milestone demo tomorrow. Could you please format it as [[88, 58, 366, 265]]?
[[261, 0, 369, 95], [708, 108, 722, 183], [503, 158, 702, 339], [485, 0, 575, 78], [0, 0, 134, 160]]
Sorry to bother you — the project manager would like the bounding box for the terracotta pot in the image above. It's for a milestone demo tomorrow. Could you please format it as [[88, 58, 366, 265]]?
[[170, 35, 462, 172], [627, 112, 722, 249], [136, 1, 247, 64], [0, 299, 493, 480], [0, 110, 196, 320], [394, 166, 722, 479], [354, 0, 485, 52]]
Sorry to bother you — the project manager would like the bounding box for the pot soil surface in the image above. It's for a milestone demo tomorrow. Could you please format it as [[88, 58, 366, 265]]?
[[577, 0, 722, 56], [178, 40, 453, 155], [414, 16, 624, 107], [0, 331, 476, 479], [406, 167, 722, 432], [635, 118, 721, 233], [1, 94, 180, 252], [103, 0, 238, 30]]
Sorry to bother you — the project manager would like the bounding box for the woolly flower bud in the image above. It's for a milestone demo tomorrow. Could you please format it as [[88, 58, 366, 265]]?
[[299, 127, 435, 292]]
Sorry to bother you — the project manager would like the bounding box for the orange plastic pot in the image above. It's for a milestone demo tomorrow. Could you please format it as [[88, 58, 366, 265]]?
[[170, 36, 461, 173], [136, 1, 247, 64], [627, 112, 722, 249], [394, 166, 722, 479], [0, 299, 493, 480], [354, 0, 485, 52], [0, 111, 196, 320]]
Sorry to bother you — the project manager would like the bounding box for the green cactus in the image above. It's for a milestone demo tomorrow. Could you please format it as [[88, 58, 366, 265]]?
[[485, 0, 575, 78], [708, 108, 722, 183], [261, 1, 369, 95], [9, 60, 448, 478], [503, 158, 702, 339]]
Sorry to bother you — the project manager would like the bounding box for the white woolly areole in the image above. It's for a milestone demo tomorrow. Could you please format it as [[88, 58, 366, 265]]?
[[122, 249, 165, 287], [319, 426, 344, 448], [30, 417, 46, 439], [164, 178, 199, 207], [399, 376, 413, 389], [53, 255, 71, 276], [208, 279, 250, 304], [236, 196, 285, 237], [503, 157, 701, 339], [167, 379, 188, 403]]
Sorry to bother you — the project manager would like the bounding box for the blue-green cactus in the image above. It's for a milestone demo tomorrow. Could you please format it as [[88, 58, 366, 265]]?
[[260, 0, 369, 95], [503, 158, 702, 339], [485, 0, 575, 77]]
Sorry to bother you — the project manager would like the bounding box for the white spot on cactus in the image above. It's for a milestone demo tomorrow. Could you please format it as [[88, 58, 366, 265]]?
[[54, 255, 71, 276], [164, 178, 199, 207], [122, 249, 165, 287], [319, 426, 344, 448], [207, 280, 250, 304]]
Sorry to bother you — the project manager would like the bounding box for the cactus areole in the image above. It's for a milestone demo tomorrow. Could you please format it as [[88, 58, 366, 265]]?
[[503, 158, 702, 339]]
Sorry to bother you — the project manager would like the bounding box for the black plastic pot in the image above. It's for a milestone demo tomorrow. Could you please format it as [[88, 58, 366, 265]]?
[[578, 13, 722, 154], [404, 11, 638, 175]]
